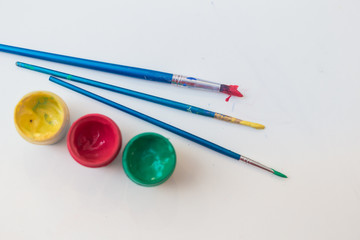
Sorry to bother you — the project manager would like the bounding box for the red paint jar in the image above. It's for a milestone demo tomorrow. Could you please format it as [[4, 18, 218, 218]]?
[[67, 114, 122, 168]]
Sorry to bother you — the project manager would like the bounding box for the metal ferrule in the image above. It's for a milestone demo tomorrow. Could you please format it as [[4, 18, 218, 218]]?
[[239, 156, 273, 173], [171, 74, 221, 91], [214, 113, 243, 124]]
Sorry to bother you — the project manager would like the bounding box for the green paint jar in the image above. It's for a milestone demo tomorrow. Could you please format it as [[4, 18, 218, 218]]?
[[122, 132, 176, 187]]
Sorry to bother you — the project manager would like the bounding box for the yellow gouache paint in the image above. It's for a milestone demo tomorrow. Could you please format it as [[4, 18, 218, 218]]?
[[14, 91, 70, 144], [239, 121, 265, 130]]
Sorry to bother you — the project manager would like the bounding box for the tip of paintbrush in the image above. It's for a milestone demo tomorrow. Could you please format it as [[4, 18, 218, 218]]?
[[220, 84, 243, 97], [239, 121, 265, 129], [271, 169, 288, 178]]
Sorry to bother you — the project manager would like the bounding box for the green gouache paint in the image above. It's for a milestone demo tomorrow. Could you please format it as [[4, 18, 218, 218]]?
[[272, 169, 288, 178], [122, 132, 176, 187]]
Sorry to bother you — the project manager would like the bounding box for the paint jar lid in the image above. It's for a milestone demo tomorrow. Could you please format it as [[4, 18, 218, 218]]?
[[67, 114, 122, 168], [122, 132, 176, 187], [14, 91, 70, 145]]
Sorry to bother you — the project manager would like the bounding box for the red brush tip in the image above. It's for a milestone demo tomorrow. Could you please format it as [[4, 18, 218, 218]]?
[[220, 85, 243, 97], [228, 85, 243, 97], [220, 85, 243, 101]]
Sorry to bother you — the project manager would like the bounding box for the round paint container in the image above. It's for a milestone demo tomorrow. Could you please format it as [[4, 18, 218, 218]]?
[[122, 132, 176, 187], [14, 91, 70, 145], [67, 114, 122, 168]]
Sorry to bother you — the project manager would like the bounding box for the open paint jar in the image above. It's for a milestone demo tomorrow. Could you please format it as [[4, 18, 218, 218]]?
[[122, 132, 176, 187], [67, 114, 122, 168], [14, 91, 70, 145]]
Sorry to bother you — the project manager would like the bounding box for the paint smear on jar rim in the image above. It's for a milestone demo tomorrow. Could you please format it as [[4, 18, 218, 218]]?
[[14, 91, 69, 144]]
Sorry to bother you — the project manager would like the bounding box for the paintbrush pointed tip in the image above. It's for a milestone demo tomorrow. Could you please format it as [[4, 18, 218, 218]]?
[[252, 123, 265, 129], [272, 169, 288, 178], [220, 84, 243, 98], [239, 121, 265, 129]]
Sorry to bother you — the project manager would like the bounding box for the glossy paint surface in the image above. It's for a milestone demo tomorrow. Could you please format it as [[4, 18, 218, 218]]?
[[14, 91, 69, 144], [67, 114, 121, 167], [122, 133, 176, 187]]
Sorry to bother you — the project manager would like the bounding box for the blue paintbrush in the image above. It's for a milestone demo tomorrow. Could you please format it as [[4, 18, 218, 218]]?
[[16, 62, 264, 129], [49, 76, 287, 178], [0, 43, 243, 99]]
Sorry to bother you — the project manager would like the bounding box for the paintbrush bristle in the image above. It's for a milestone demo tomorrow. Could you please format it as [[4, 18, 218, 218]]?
[[220, 84, 243, 97], [239, 121, 265, 129], [271, 169, 288, 178]]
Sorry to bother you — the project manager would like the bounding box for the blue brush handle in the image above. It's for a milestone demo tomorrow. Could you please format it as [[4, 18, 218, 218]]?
[[49, 76, 241, 160], [0, 43, 173, 83], [17, 62, 215, 118]]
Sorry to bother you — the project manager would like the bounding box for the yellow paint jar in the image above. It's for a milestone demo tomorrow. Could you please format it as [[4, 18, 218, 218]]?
[[14, 91, 70, 145]]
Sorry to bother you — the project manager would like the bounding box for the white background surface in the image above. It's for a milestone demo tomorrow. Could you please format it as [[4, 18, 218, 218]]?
[[0, 0, 359, 239]]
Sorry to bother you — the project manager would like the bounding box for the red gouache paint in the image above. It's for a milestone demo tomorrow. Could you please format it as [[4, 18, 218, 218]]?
[[220, 85, 243, 102], [67, 114, 122, 168]]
